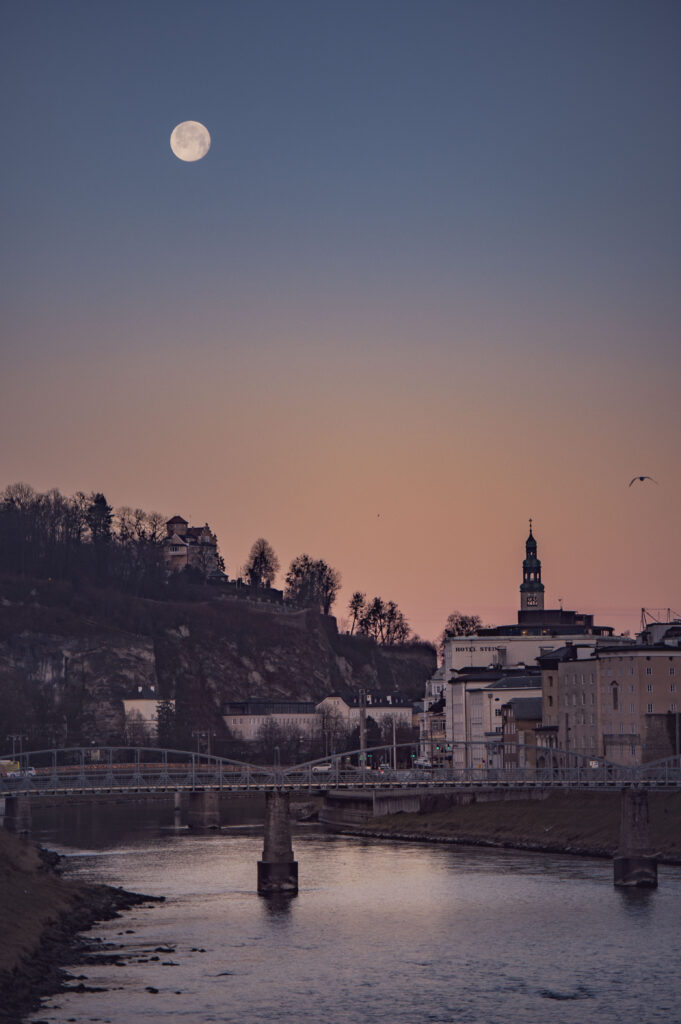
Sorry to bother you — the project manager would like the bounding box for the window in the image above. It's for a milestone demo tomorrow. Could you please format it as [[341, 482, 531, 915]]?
[[572, 693, 577, 706], [619, 723, 624, 734], [630, 745, 637, 755], [548, 695, 553, 707], [646, 667, 652, 676], [647, 703, 654, 713], [581, 692, 586, 705], [630, 704, 635, 713], [647, 683, 653, 693], [670, 668, 676, 677], [590, 692, 595, 706], [671, 683, 677, 693], [671, 703, 678, 713], [612, 685, 619, 711]]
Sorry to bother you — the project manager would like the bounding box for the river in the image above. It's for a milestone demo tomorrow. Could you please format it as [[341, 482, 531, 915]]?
[[27, 799, 681, 1024]]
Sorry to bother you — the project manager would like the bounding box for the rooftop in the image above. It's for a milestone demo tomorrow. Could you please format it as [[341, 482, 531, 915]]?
[[503, 696, 543, 720]]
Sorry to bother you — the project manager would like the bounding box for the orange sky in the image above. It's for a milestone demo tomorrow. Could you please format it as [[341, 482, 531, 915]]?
[[3, 309, 678, 642], [2, 2, 679, 642]]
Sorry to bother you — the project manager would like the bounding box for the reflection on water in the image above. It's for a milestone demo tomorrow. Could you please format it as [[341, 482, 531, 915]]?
[[27, 800, 681, 1024]]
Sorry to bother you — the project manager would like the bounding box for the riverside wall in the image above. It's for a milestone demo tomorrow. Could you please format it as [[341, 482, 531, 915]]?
[[320, 788, 681, 863]]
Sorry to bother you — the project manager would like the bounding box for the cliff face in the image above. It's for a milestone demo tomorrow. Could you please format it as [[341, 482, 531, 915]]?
[[0, 577, 436, 747]]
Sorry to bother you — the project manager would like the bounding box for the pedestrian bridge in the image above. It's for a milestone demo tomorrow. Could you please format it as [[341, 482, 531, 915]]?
[[2, 744, 671, 892], [2, 744, 680, 796]]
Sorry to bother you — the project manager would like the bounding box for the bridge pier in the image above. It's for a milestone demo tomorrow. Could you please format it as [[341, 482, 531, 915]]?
[[2, 794, 32, 833], [187, 790, 221, 830], [613, 788, 657, 888], [258, 790, 298, 896]]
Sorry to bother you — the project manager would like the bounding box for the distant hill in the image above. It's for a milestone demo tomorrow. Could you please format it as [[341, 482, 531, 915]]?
[[0, 574, 436, 751]]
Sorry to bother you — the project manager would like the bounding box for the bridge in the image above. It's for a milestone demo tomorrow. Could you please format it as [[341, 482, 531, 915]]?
[[3, 743, 676, 892], [2, 743, 680, 795]]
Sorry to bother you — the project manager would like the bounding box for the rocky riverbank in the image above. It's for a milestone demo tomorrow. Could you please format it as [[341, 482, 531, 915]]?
[[339, 790, 681, 862], [0, 830, 161, 1024]]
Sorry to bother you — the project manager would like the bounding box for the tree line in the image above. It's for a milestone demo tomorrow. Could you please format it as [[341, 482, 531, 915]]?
[[0, 482, 168, 594], [1, 482, 477, 651], [0, 485, 407, 641]]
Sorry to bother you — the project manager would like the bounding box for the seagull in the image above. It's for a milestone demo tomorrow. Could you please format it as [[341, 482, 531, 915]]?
[[629, 476, 658, 486]]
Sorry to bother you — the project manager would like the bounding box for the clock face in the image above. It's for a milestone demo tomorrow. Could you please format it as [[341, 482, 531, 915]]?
[[526, 594, 538, 607]]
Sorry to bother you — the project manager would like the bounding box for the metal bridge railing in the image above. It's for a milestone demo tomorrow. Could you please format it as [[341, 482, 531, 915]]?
[[1, 745, 680, 796]]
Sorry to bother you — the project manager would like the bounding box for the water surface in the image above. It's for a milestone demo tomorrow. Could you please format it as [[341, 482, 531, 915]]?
[[28, 801, 681, 1024]]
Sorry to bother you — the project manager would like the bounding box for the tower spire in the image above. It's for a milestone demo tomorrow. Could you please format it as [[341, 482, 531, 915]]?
[[520, 520, 544, 612]]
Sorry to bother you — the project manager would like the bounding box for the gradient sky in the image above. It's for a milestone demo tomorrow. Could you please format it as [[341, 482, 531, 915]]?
[[2, 0, 680, 640]]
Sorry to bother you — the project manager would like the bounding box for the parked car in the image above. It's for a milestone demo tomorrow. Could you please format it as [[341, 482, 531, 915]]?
[[6, 766, 36, 779], [311, 763, 334, 775], [413, 758, 433, 771]]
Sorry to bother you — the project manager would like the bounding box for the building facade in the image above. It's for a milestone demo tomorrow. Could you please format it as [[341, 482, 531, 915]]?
[[224, 692, 414, 745], [162, 515, 220, 576], [441, 524, 624, 674], [501, 696, 543, 768], [445, 669, 542, 769], [425, 524, 631, 766], [538, 643, 681, 765]]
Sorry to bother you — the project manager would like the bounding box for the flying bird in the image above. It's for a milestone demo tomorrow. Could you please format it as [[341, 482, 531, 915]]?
[[629, 476, 658, 486]]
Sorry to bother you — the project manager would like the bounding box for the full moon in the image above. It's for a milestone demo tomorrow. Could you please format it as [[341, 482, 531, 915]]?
[[170, 121, 211, 162]]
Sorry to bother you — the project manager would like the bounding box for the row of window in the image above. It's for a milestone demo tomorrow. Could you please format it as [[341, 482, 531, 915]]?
[[607, 665, 676, 677], [569, 702, 678, 720]]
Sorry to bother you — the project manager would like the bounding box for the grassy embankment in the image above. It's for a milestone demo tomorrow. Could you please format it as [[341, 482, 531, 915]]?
[[0, 829, 155, 1023], [360, 790, 681, 861]]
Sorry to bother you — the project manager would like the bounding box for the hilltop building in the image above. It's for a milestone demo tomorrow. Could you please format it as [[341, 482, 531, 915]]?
[[162, 515, 220, 577]]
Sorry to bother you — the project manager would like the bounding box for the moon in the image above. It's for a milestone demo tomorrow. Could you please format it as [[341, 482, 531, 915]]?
[[170, 121, 211, 162]]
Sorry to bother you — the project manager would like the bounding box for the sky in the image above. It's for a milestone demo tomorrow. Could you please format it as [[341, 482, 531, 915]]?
[[2, 0, 680, 641]]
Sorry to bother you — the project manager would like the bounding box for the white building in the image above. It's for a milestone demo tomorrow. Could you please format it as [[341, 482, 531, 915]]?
[[426, 523, 632, 765], [223, 692, 413, 743], [442, 523, 627, 674], [122, 685, 173, 742], [446, 669, 542, 768]]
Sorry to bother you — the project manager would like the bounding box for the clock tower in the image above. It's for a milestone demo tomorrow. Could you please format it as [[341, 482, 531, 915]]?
[[520, 519, 544, 612]]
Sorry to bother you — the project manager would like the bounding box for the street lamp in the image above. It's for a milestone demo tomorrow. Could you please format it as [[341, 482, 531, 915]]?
[[6, 734, 27, 757]]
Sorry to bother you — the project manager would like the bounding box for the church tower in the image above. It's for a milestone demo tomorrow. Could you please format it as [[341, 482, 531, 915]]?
[[520, 519, 544, 611]]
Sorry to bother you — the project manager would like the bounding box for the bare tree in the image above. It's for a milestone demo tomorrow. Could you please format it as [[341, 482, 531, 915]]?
[[438, 611, 483, 657], [242, 538, 280, 588], [348, 592, 365, 634], [285, 555, 341, 614], [357, 596, 411, 645]]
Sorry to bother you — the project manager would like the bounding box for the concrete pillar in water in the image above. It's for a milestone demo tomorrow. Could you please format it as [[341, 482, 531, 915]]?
[[613, 787, 657, 888], [257, 790, 298, 896], [187, 790, 220, 830], [3, 794, 32, 833]]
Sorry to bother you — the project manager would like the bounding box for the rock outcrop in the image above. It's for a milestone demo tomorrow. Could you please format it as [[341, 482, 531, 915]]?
[[0, 576, 436, 746]]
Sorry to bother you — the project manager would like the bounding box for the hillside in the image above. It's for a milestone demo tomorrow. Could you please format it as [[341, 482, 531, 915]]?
[[0, 575, 436, 752]]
